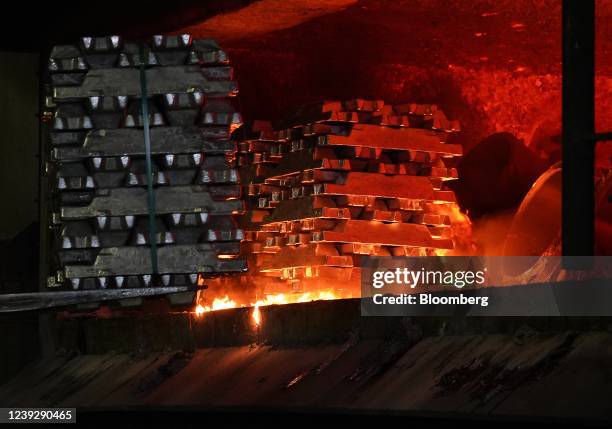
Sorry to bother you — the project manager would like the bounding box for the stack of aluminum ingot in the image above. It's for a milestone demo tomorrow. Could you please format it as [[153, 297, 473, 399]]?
[[206, 120, 293, 297], [45, 35, 246, 294], [236, 99, 463, 295]]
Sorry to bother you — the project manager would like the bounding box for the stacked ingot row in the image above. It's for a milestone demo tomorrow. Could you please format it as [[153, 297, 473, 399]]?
[[44, 35, 246, 292], [236, 99, 462, 295]]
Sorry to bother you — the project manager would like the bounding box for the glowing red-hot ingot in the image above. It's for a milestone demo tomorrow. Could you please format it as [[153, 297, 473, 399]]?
[[433, 190, 456, 203], [394, 103, 438, 116], [340, 243, 382, 255], [318, 124, 461, 156], [390, 246, 436, 257], [342, 99, 385, 111], [334, 194, 374, 207], [413, 213, 451, 226], [362, 210, 403, 223], [309, 219, 454, 249], [261, 224, 281, 232], [266, 266, 357, 282], [371, 115, 411, 127], [298, 233, 311, 245], [321, 207, 350, 218], [427, 166, 459, 179], [258, 243, 352, 272], [316, 172, 453, 201], [315, 111, 359, 122]]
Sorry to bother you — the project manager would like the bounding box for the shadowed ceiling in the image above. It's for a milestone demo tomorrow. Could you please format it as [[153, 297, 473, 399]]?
[[2, 0, 611, 215]]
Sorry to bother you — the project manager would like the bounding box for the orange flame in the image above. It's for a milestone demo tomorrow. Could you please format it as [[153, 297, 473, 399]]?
[[195, 295, 239, 315], [210, 295, 238, 311]]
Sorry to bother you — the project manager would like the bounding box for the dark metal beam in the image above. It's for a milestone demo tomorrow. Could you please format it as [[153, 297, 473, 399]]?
[[0, 0, 256, 52], [0, 287, 199, 313], [562, 0, 595, 260], [593, 133, 612, 141]]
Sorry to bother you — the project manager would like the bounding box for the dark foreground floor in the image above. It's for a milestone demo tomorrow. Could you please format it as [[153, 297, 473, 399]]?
[[2, 300, 612, 427], [43, 408, 609, 429]]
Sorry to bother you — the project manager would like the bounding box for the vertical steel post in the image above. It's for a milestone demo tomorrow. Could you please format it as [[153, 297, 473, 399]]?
[[562, 0, 595, 261], [139, 44, 158, 274]]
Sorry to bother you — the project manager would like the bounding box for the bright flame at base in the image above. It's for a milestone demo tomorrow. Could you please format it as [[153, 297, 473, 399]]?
[[250, 290, 341, 308], [252, 304, 261, 326], [195, 289, 343, 317], [195, 295, 239, 315], [195, 304, 205, 316]]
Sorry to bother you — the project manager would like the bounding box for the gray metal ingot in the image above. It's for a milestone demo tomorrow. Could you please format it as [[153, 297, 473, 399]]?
[[192, 39, 229, 65], [60, 186, 244, 220], [53, 66, 237, 100], [151, 35, 192, 65], [64, 244, 246, 277], [54, 127, 234, 160], [48, 45, 87, 72]]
